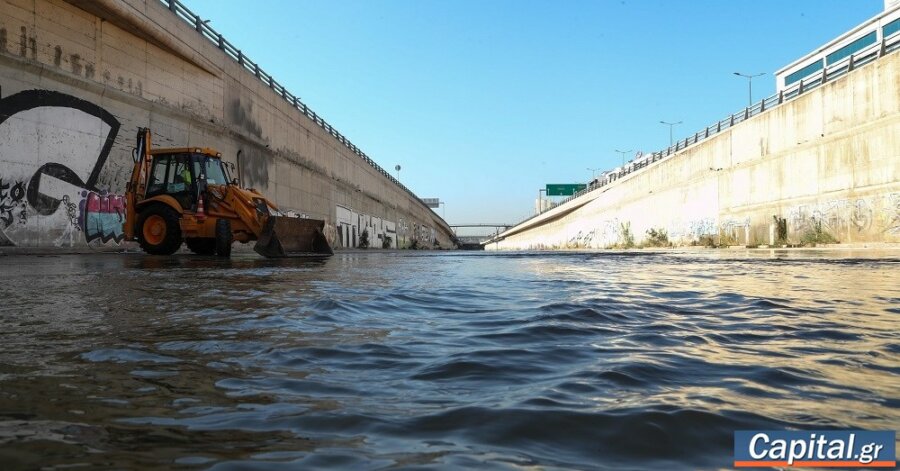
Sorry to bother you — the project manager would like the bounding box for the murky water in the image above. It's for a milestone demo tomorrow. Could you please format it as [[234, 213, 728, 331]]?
[[0, 250, 898, 469]]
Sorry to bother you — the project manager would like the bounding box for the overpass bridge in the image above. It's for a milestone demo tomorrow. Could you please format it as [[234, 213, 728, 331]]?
[[449, 224, 512, 250]]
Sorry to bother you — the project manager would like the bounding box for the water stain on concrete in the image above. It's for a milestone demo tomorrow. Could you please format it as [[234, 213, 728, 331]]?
[[19, 27, 26, 57], [53, 46, 62, 67], [70, 54, 82, 76], [237, 146, 272, 190], [229, 98, 262, 139]]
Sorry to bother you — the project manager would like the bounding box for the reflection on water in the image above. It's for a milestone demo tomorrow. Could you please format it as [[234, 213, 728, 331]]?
[[0, 250, 898, 469]]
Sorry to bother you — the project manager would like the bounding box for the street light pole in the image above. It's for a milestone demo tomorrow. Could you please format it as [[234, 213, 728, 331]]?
[[538, 188, 546, 214], [439, 201, 445, 219], [733, 72, 765, 107], [395, 164, 401, 181], [614, 149, 632, 167], [659, 120, 682, 146], [587, 167, 601, 179]]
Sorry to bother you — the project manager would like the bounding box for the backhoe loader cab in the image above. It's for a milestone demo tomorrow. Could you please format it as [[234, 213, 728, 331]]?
[[123, 128, 333, 258], [146, 150, 228, 211]]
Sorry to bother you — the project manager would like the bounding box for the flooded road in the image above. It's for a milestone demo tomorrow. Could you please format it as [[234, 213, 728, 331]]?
[[0, 250, 898, 469]]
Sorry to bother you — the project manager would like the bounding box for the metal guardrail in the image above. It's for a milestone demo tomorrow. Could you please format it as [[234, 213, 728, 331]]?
[[505, 30, 900, 236], [157, 0, 434, 214]]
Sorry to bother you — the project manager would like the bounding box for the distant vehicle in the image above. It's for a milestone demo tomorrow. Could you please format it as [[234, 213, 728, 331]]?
[[123, 128, 333, 258]]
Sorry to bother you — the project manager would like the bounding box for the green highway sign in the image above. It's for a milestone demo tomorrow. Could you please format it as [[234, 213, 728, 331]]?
[[545, 183, 587, 196]]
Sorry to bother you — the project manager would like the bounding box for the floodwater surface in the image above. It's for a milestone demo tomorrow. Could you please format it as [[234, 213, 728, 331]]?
[[0, 250, 898, 469]]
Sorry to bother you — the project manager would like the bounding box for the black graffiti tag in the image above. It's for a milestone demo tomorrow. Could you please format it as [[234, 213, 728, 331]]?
[[10, 182, 25, 202], [0, 179, 28, 228], [0, 179, 12, 228], [11, 182, 26, 224], [0, 90, 120, 216]]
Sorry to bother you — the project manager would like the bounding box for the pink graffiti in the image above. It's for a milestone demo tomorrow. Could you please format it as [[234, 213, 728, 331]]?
[[79, 190, 126, 243]]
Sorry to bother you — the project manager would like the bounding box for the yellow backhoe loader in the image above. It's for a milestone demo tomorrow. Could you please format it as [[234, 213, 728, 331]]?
[[123, 128, 333, 258]]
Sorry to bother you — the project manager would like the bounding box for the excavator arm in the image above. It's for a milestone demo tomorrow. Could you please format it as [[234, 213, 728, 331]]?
[[123, 128, 152, 241]]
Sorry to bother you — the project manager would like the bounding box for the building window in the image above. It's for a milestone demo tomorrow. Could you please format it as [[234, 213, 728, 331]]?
[[825, 31, 877, 65], [884, 18, 900, 38], [784, 59, 824, 86]]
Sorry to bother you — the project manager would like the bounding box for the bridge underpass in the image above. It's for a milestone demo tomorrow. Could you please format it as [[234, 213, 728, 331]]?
[[450, 224, 512, 250]]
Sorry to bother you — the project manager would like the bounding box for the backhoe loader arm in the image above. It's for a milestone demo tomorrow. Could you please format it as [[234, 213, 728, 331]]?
[[220, 185, 269, 237], [123, 128, 152, 240]]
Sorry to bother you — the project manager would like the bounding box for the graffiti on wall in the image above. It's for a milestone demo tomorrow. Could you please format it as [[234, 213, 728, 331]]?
[[885, 193, 900, 235], [598, 219, 622, 248], [411, 223, 435, 247], [667, 217, 716, 242], [849, 199, 873, 232], [790, 199, 853, 236], [0, 89, 125, 247], [546, 192, 900, 249], [0, 179, 27, 231], [559, 218, 623, 249], [80, 190, 126, 243], [790, 202, 836, 236], [335, 205, 397, 249], [785, 194, 898, 240], [334, 206, 437, 249], [719, 216, 751, 244]]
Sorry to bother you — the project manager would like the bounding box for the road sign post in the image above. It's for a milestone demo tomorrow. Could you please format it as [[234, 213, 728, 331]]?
[[545, 184, 587, 196]]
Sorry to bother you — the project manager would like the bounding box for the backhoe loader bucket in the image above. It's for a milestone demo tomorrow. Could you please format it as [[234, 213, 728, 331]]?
[[254, 216, 334, 258]]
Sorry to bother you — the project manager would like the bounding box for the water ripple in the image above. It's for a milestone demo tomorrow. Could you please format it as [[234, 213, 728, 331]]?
[[0, 250, 897, 469]]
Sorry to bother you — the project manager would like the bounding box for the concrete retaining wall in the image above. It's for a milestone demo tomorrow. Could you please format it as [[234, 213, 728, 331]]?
[[488, 49, 900, 250], [0, 0, 453, 250]]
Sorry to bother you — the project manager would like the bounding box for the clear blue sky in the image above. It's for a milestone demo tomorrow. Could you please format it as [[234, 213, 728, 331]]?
[[185, 0, 883, 225]]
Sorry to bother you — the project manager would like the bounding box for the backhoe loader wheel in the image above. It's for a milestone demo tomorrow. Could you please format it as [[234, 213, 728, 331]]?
[[186, 238, 215, 255], [137, 205, 183, 255], [215, 218, 233, 257]]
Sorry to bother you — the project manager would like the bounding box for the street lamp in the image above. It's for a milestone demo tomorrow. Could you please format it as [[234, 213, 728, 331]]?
[[733, 72, 765, 107], [659, 120, 682, 147], [614, 149, 632, 167], [537, 188, 546, 214], [439, 201, 446, 219], [394, 164, 401, 181], [587, 167, 601, 179]]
